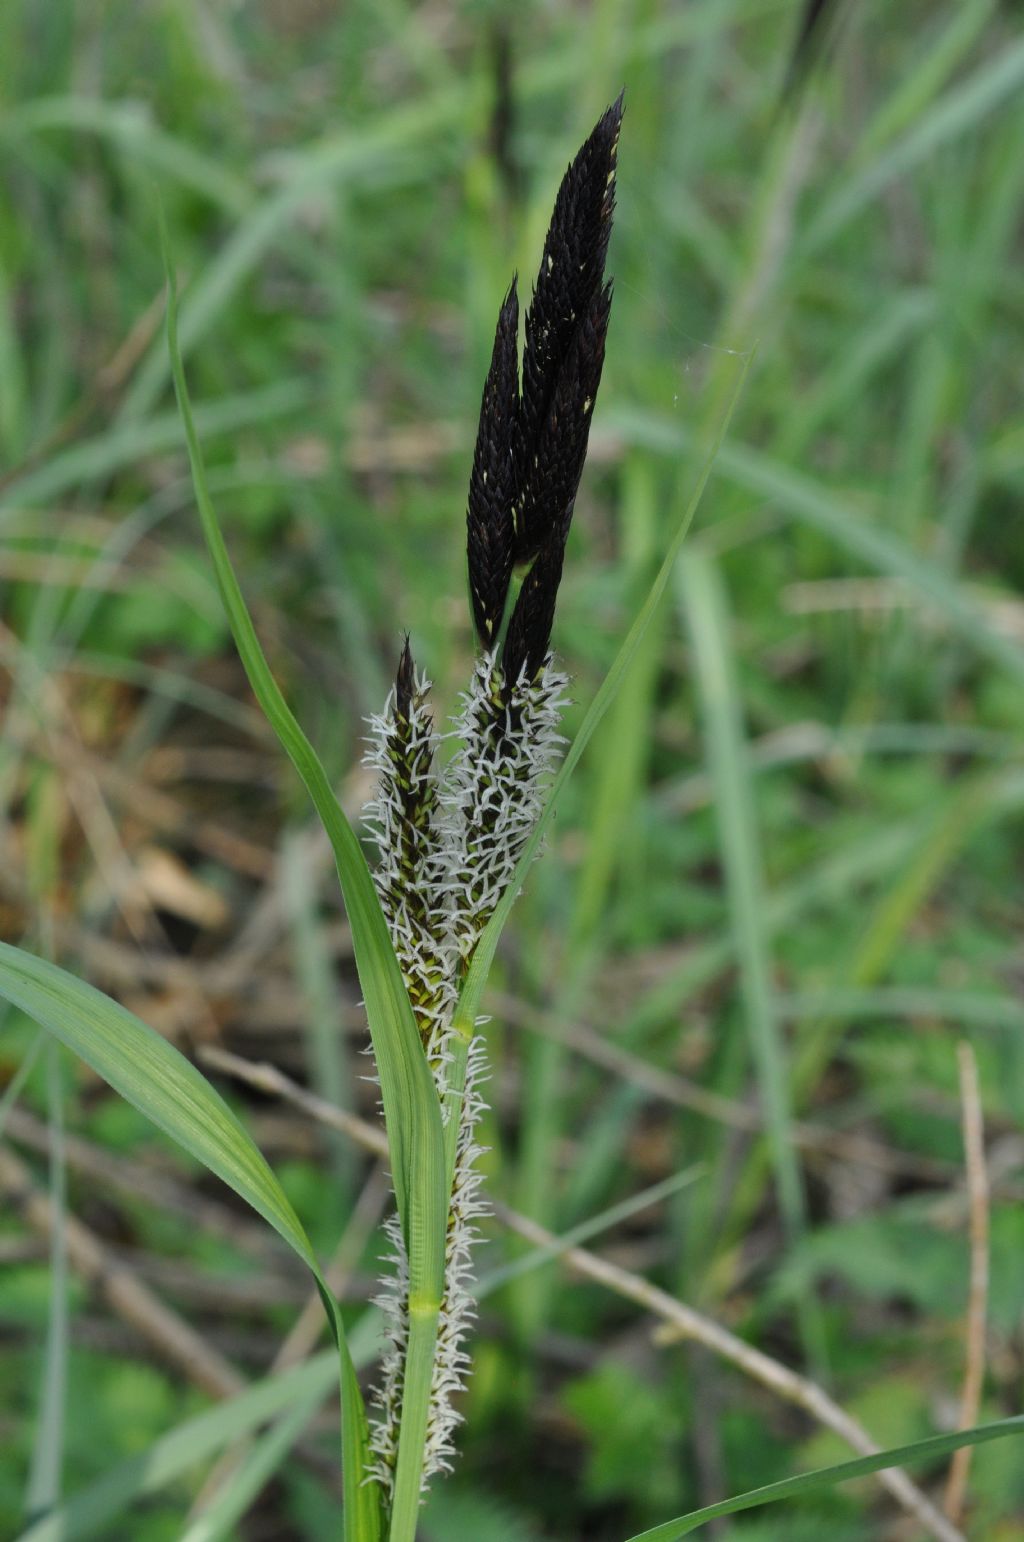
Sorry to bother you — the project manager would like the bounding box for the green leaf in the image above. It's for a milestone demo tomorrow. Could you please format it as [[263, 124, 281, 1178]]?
[[800, 34, 1024, 257], [25, 1044, 68, 1524], [678, 548, 824, 1369], [177, 1385, 326, 1542], [160, 208, 444, 1272], [0, 945, 315, 1265], [0, 380, 309, 520], [621, 1417, 1024, 1540], [161, 215, 446, 1538], [13, 1349, 345, 1542], [610, 407, 1024, 687], [0, 944, 379, 1542]]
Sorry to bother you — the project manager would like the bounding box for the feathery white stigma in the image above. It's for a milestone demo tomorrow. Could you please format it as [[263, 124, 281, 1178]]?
[[362, 650, 569, 1501], [363, 666, 455, 1057], [365, 1037, 490, 1496], [436, 650, 570, 964]]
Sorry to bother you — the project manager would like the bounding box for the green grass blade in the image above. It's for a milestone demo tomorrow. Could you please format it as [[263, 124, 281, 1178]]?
[[775, 986, 1024, 1030], [4, 96, 252, 212], [178, 1386, 325, 1542], [284, 828, 356, 1207], [856, 0, 997, 158], [0, 1026, 44, 1136], [612, 408, 1024, 685], [0, 381, 310, 520], [0, 944, 317, 1264], [800, 35, 1024, 256], [479, 1166, 704, 1296], [161, 220, 445, 1535], [160, 218, 444, 1261], [0, 942, 379, 1541], [622, 1416, 1024, 1540], [11, 1346, 360, 1542], [125, 102, 457, 423], [677, 547, 825, 1368]]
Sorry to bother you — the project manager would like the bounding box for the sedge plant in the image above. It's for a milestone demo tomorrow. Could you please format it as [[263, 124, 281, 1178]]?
[[4, 91, 1023, 1542], [361, 94, 621, 1506]]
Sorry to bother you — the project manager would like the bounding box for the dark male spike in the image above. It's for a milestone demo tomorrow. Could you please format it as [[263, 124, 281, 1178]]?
[[466, 279, 520, 648], [516, 278, 612, 564], [515, 92, 621, 562], [501, 520, 568, 690]]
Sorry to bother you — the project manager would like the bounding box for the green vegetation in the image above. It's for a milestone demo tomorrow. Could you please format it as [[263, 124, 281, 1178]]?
[[2, 1, 1023, 1537]]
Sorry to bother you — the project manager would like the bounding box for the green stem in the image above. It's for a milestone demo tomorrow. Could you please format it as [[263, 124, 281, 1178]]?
[[387, 1299, 441, 1541]]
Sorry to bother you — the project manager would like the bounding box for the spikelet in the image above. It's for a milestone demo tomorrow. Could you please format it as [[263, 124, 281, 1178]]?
[[436, 650, 570, 968], [364, 645, 569, 1504], [362, 637, 454, 1058], [466, 281, 520, 650], [515, 93, 621, 564]]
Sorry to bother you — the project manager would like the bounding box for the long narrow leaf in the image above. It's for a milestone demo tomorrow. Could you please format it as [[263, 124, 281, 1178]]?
[[160, 214, 444, 1275], [610, 407, 1024, 686], [161, 220, 447, 1535], [678, 548, 824, 1368], [0, 945, 379, 1542], [622, 1416, 1024, 1540], [0, 945, 315, 1263], [178, 1387, 325, 1542], [13, 1348, 348, 1542]]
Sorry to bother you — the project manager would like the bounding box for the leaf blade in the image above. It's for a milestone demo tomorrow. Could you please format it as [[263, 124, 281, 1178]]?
[[0, 942, 381, 1541], [621, 1416, 1024, 1540], [159, 210, 445, 1287]]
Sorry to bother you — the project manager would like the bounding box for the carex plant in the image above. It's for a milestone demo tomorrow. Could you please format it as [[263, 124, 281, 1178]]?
[[0, 96, 624, 1542], [8, 63, 1024, 1542], [362, 95, 622, 1504]]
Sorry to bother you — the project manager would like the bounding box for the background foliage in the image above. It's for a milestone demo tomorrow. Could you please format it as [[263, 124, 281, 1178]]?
[[2, 0, 1023, 1536]]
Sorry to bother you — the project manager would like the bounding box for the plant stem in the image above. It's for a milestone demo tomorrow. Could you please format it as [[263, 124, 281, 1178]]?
[[387, 1302, 441, 1542]]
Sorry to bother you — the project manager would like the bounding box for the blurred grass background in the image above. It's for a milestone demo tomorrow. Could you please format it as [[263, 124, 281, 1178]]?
[[2, 0, 1024, 1537]]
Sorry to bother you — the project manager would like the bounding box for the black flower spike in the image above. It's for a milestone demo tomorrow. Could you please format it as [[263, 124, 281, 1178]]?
[[500, 518, 568, 689], [516, 278, 612, 572], [464, 96, 620, 686], [466, 280, 520, 649], [515, 92, 622, 562], [501, 283, 611, 691]]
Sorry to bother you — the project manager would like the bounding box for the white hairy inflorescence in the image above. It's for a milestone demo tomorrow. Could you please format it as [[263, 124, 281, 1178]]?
[[437, 651, 570, 963], [362, 665, 455, 1061], [362, 648, 568, 1500]]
